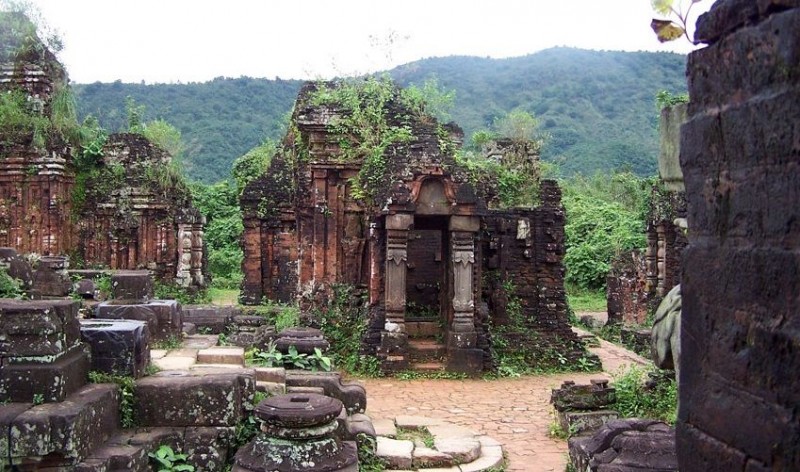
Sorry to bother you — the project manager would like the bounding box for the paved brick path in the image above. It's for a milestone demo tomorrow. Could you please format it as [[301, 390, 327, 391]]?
[[363, 330, 649, 472]]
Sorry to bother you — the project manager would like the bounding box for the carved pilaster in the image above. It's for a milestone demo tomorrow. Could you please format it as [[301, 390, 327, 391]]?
[[450, 230, 477, 348], [176, 224, 193, 287], [385, 228, 408, 331], [645, 228, 658, 294], [190, 222, 204, 287]]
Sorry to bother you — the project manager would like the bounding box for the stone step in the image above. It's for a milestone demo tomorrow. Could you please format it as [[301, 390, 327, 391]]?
[[374, 418, 504, 472], [6, 384, 120, 468], [409, 361, 446, 373], [76, 427, 184, 472], [408, 339, 446, 363], [196, 346, 245, 365], [406, 321, 441, 338]]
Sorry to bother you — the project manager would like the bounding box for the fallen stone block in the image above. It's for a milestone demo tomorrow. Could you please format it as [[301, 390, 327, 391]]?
[[182, 305, 237, 334], [32, 256, 72, 297], [569, 418, 677, 472], [432, 436, 481, 465], [254, 366, 285, 384], [9, 384, 119, 467], [413, 446, 454, 469], [551, 379, 617, 412], [0, 403, 32, 462], [559, 410, 619, 437], [184, 426, 236, 472], [0, 344, 91, 403], [80, 319, 150, 378], [95, 300, 181, 341], [135, 369, 255, 427], [373, 418, 398, 437], [285, 370, 367, 414], [111, 270, 152, 301], [0, 299, 81, 358], [255, 381, 285, 396], [376, 437, 414, 470]]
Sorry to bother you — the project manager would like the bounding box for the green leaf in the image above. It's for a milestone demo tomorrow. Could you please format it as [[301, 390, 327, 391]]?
[[650, 0, 674, 15], [173, 465, 196, 471], [651, 19, 685, 43]]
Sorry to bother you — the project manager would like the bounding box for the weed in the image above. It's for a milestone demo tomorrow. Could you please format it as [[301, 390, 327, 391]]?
[[396, 426, 435, 448], [32, 393, 44, 405], [152, 335, 183, 350], [612, 365, 677, 423], [88, 371, 136, 428], [148, 444, 194, 472], [356, 434, 386, 472], [395, 370, 467, 380], [250, 342, 332, 371]]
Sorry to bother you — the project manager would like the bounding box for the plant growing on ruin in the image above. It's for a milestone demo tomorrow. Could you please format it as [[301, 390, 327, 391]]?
[[356, 434, 387, 472], [315, 284, 381, 377], [650, 0, 708, 44], [251, 342, 332, 372], [0, 266, 24, 299], [148, 445, 194, 472], [305, 76, 417, 205], [612, 365, 677, 423], [88, 371, 136, 428]]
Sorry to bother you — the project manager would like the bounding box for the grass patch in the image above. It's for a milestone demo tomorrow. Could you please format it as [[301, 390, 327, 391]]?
[[566, 285, 607, 312], [208, 287, 239, 305], [613, 365, 677, 424], [396, 426, 435, 448]]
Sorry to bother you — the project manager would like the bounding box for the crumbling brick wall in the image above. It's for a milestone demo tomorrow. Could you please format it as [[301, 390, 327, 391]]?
[[482, 180, 591, 369], [677, 2, 800, 470]]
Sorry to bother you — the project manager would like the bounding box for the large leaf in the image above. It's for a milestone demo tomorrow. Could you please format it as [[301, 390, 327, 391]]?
[[650, 0, 674, 15], [651, 19, 685, 43]]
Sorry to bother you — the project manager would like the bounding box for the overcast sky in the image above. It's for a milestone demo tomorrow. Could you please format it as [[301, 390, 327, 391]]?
[[24, 0, 710, 84]]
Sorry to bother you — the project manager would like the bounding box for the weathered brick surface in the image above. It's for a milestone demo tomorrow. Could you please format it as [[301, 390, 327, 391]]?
[[678, 3, 800, 471]]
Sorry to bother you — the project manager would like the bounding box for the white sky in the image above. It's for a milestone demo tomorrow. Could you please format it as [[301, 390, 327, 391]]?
[[24, 0, 710, 84]]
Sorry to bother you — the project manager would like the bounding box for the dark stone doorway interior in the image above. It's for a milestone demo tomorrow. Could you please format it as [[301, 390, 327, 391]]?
[[406, 216, 449, 339]]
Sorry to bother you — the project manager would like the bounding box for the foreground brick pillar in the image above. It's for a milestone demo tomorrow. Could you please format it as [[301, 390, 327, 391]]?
[[678, 2, 800, 470]]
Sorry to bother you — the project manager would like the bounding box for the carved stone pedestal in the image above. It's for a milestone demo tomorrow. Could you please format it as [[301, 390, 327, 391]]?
[[233, 393, 358, 472]]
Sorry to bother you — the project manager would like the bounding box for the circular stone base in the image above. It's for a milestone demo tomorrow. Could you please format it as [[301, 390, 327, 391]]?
[[233, 439, 358, 472]]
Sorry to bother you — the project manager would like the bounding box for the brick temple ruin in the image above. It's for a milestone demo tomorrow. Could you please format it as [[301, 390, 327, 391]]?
[[0, 13, 206, 287], [241, 81, 590, 373]]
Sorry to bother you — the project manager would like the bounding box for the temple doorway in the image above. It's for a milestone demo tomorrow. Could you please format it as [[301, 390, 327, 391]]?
[[405, 215, 449, 342]]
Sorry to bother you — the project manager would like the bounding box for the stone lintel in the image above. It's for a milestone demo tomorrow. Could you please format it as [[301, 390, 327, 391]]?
[[448, 215, 480, 232], [385, 213, 414, 230]]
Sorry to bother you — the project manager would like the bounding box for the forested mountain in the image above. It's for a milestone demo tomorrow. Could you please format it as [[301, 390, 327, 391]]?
[[73, 47, 686, 183]]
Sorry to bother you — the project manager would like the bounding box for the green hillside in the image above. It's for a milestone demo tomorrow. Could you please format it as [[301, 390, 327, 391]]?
[[73, 47, 686, 183]]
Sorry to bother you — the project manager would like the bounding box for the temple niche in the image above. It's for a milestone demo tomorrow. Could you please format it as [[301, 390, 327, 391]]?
[[241, 80, 590, 374], [0, 13, 207, 288]]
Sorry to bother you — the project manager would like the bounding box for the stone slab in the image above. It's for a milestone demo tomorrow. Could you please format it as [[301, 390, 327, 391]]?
[[459, 444, 504, 472], [255, 381, 286, 396], [433, 437, 481, 465], [254, 366, 286, 384], [376, 437, 414, 470], [80, 319, 150, 378], [182, 334, 219, 349], [560, 410, 620, 436], [0, 300, 81, 358], [153, 356, 196, 370], [285, 370, 367, 414], [135, 370, 255, 427], [197, 346, 244, 365], [395, 415, 446, 429], [373, 418, 398, 437], [182, 305, 236, 334], [0, 344, 91, 403], [9, 384, 119, 466], [413, 446, 454, 469], [111, 270, 152, 301]]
